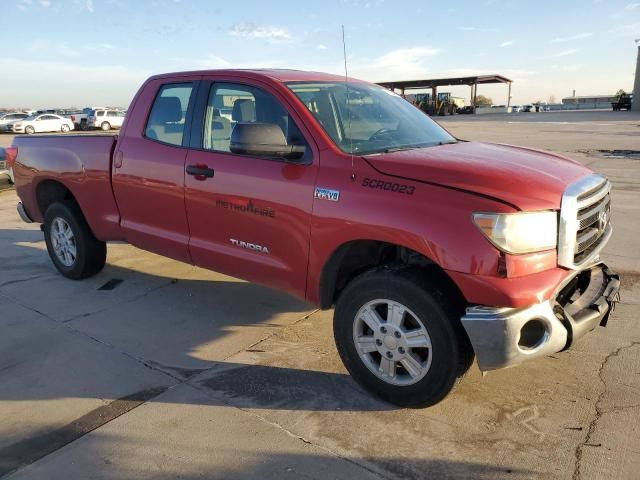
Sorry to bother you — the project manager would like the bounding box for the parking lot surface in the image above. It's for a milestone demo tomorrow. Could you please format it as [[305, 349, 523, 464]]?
[[1, 111, 639, 479]]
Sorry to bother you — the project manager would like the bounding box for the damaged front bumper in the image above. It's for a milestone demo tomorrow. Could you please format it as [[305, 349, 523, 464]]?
[[461, 263, 620, 371]]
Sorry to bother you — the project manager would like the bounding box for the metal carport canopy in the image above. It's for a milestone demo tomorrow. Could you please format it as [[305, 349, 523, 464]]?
[[376, 74, 513, 90]]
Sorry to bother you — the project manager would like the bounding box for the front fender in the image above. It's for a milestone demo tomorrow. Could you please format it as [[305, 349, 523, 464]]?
[[306, 159, 516, 306]]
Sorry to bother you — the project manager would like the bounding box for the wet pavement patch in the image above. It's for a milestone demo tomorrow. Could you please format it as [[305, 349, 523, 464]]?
[[98, 279, 123, 291], [596, 150, 640, 159], [200, 363, 393, 412], [0, 385, 168, 477]]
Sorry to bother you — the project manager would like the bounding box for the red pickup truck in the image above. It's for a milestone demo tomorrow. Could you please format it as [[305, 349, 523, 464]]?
[[7, 69, 620, 407]]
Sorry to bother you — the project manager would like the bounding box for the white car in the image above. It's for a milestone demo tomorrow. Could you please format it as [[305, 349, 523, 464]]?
[[87, 109, 126, 130], [0, 112, 29, 132], [510, 105, 522, 113], [8, 114, 75, 134]]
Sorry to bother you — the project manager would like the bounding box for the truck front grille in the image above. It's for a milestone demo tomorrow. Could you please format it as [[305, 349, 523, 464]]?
[[558, 174, 612, 269]]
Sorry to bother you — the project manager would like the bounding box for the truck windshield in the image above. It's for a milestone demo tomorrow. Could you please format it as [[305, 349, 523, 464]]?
[[287, 82, 456, 155]]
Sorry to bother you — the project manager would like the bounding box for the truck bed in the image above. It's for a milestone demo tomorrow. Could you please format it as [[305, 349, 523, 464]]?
[[12, 134, 123, 241]]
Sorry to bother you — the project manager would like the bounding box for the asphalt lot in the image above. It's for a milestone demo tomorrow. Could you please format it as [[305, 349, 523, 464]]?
[[1, 110, 639, 479]]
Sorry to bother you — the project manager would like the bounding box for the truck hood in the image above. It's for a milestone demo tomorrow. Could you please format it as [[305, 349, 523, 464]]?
[[364, 141, 592, 210]]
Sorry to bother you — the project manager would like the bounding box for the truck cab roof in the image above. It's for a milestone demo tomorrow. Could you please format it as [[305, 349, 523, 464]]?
[[147, 69, 366, 84]]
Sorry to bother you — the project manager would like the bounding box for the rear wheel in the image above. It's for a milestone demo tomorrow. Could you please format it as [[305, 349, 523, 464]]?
[[43, 201, 107, 279], [61, 124, 70, 133], [101, 122, 111, 131], [333, 268, 473, 407], [25, 126, 35, 134]]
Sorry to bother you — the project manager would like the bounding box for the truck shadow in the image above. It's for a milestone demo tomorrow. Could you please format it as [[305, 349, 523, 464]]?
[[1, 428, 535, 480], [0, 227, 395, 413]]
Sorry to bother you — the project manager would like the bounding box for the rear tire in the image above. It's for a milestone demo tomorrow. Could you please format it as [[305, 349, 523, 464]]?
[[61, 124, 70, 133], [333, 268, 473, 408], [43, 201, 107, 280], [101, 122, 111, 131]]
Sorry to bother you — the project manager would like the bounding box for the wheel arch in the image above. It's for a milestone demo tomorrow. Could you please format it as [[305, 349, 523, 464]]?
[[36, 179, 84, 223], [318, 239, 467, 311]]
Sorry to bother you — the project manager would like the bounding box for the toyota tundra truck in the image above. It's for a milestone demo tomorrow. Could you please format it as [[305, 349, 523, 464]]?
[[7, 69, 620, 407]]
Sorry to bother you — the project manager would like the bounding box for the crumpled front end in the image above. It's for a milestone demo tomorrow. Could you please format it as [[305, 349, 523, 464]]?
[[462, 263, 620, 371]]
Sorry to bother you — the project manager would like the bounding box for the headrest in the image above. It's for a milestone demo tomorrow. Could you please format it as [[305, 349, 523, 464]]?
[[232, 99, 256, 122], [152, 97, 182, 124]]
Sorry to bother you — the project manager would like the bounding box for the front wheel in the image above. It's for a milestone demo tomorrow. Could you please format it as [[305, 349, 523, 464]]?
[[334, 268, 473, 407], [25, 126, 35, 134], [43, 201, 107, 279]]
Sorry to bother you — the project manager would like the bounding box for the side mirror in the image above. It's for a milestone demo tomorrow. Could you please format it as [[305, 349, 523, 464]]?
[[230, 123, 306, 161]]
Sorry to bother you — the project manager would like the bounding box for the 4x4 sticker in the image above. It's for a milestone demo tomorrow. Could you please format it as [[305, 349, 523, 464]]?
[[361, 178, 415, 195], [314, 187, 340, 202]]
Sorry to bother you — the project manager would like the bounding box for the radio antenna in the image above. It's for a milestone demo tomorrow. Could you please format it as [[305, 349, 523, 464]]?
[[342, 25, 356, 181]]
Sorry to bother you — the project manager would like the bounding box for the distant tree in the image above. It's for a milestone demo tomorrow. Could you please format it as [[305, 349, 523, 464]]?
[[474, 95, 493, 106], [548, 95, 556, 104]]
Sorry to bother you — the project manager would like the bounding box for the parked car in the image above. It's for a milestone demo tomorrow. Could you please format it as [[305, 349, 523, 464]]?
[[8, 113, 74, 134], [0, 147, 10, 183], [87, 109, 126, 130], [0, 112, 29, 132], [522, 104, 534, 112], [8, 69, 619, 407], [65, 107, 104, 131], [510, 105, 522, 113]]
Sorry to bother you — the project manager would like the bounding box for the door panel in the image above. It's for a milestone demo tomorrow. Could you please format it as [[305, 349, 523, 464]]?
[[185, 151, 316, 298], [112, 80, 198, 263], [184, 80, 318, 298]]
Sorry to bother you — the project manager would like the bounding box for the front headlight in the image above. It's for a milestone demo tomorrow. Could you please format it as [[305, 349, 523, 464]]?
[[473, 211, 557, 254]]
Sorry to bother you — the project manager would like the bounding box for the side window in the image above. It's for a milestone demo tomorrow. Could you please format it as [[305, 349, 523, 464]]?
[[203, 82, 306, 154], [145, 83, 194, 146], [107, 111, 118, 117]]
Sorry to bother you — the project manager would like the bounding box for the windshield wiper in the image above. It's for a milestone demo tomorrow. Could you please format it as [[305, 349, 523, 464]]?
[[361, 140, 457, 155], [382, 146, 421, 153]]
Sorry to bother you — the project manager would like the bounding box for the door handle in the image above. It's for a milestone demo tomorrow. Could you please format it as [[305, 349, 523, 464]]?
[[186, 164, 215, 180]]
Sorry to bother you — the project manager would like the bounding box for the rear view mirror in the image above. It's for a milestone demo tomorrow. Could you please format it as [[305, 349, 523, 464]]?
[[230, 123, 306, 161]]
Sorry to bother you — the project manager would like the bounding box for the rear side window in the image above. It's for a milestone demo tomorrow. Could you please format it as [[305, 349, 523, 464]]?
[[145, 83, 194, 147]]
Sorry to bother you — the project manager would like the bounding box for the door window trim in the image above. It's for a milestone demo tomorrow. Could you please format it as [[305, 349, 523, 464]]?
[[188, 79, 314, 165], [143, 80, 200, 149]]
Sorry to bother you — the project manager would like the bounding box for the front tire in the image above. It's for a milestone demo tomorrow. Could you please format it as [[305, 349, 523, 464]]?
[[334, 268, 473, 408], [43, 201, 107, 280], [25, 126, 35, 134], [101, 122, 111, 131]]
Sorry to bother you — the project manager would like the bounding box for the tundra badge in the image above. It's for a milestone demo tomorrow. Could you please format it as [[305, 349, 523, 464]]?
[[314, 187, 340, 202], [230, 239, 270, 254]]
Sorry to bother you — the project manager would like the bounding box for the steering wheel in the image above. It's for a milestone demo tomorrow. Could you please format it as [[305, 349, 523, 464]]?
[[368, 127, 393, 141]]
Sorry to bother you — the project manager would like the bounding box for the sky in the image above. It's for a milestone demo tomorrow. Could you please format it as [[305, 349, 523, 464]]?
[[0, 0, 639, 108]]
